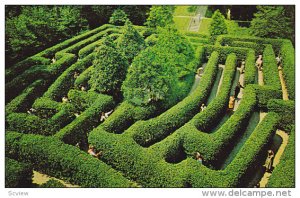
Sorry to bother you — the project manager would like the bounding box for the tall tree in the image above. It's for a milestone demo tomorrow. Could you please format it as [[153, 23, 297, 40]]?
[[122, 47, 177, 106], [109, 8, 128, 26], [250, 6, 294, 42], [145, 5, 175, 28], [117, 20, 146, 63], [89, 36, 128, 96], [209, 9, 228, 40]]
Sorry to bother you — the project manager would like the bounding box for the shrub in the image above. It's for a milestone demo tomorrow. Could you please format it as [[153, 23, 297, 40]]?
[[32, 97, 62, 118], [74, 66, 94, 88], [5, 157, 33, 188], [145, 34, 158, 46], [67, 89, 98, 112], [193, 53, 237, 132], [262, 45, 281, 90], [37, 24, 115, 58], [253, 85, 282, 110], [230, 41, 263, 54], [54, 94, 115, 145], [39, 179, 65, 188], [6, 113, 58, 136], [127, 51, 219, 147], [244, 49, 257, 85], [47, 53, 77, 76], [267, 99, 295, 131], [267, 126, 295, 187], [109, 9, 128, 26], [6, 56, 50, 83], [5, 132, 131, 187], [205, 45, 249, 63], [280, 40, 295, 100], [43, 53, 94, 101], [5, 65, 49, 104], [5, 79, 46, 116]]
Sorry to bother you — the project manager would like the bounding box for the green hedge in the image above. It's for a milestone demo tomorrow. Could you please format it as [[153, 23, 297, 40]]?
[[230, 41, 263, 55], [5, 157, 33, 188], [5, 132, 131, 187], [183, 85, 257, 163], [74, 65, 94, 88], [48, 103, 77, 130], [215, 35, 284, 53], [43, 53, 94, 101], [185, 32, 209, 39], [280, 40, 295, 100], [6, 113, 58, 136], [193, 53, 237, 132], [39, 179, 65, 188], [57, 28, 120, 56], [5, 65, 49, 104], [145, 34, 158, 47], [267, 99, 295, 131], [5, 80, 46, 116], [32, 97, 62, 118], [6, 56, 50, 83], [262, 45, 281, 90], [267, 125, 295, 187], [54, 94, 115, 145], [47, 53, 77, 75], [67, 89, 98, 112], [37, 24, 115, 58], [244, 49, 257, 85], [253, 85, 282, 110], [188, 37, 210, 45], [126, 51, 219, 147], [205, 45, 249, 63]]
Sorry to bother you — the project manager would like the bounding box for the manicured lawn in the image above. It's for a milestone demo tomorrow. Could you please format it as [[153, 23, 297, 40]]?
[[198, 18, 212, 35], [174, 17, 191, 32]]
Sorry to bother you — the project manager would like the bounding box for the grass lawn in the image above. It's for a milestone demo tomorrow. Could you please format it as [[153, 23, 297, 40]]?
[[174, 17, 191, 32], [173, 6, 196, 16], [198, 18, 212, 35]]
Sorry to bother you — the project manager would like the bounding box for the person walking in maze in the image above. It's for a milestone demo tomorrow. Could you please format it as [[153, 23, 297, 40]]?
[[88, 145, 102, 158], [264, 150, 274, 172], [256, 55, 263, 71], [234, 82, 244, 99], [241, 59, 245, 74], [195, 152, 203, 164], [73, 71, 80, 79], [100, 109, 114, 122], [200, 103, 206, 112], [276, 55, 282, 66], [62, 96, 69, 103], [228, 95, 235, 111]]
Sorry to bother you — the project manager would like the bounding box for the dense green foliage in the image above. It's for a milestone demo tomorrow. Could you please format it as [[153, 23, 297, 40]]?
[[6, 132, 131, 187], [145, 5, 175, 28], [5, 157, 33, 188], [109, 9, 129, 26], [89, 36, 128, 95], [250, 6, 294, 42], [209, 10, 228, 40], [117, 21, 146, 63], [39, 179, 65, 188]]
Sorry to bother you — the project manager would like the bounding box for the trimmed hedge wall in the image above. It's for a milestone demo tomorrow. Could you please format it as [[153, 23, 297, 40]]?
[[205, 45, 249, 63], [193, 53, 237, 132], [6, 113, 59, 136], [5, 79, 46, 116], [253, 85, 282, 110], [244, 49, 257, 85], [267, 125, 295, 187], [39, 179, 65, 188], [230, 41, 263, 55], [32, 97, 62, 118], [74, 65, 94, 88], [280, 40, 295, 100], [5, 132, 131, 187], [43, 53, 94, 101], [267, 99, 295, 131], [5, 157, 33, 188], [126, 51, 219, 147], [67, 90, 98, 112], [54, 94, 115, 145], [36, 24, 115, 58], [262, 45, 281, 90], [6, 56, 50, 83]]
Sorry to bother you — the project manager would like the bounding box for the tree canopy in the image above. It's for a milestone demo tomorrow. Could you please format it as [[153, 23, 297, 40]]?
[[145, 5, 175, 28], [122, 46, 177, 106], [209, 9, 228, 40], [117, 20, 146, 63], [109, 8, 129, 26], [89, 36, 128, 96], [250, 6, 294, 42]]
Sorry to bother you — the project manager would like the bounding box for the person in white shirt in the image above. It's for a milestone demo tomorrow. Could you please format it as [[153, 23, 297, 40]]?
[[100, 109, 114, 122], [200, 103, 206, 112]]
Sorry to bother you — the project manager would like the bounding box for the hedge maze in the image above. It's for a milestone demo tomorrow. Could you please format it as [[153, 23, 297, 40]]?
[[5, 23, 295, 188]]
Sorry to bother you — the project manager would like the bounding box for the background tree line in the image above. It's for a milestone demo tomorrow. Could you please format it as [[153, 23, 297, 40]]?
[[5, 5, 151, 67]]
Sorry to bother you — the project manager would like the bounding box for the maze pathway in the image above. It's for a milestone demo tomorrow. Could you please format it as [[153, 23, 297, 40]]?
[[32, 171, 80, 187]]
